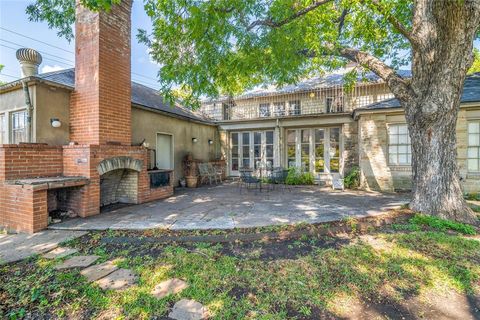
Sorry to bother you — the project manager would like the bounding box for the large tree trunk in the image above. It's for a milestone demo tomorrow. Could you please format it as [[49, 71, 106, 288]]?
[[406, 99, 476, 224], [401, 0, 480, 224]]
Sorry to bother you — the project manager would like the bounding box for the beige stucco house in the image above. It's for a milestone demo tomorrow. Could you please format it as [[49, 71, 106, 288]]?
[[199, 71, 480, 193], [0, 68, 219, 183]]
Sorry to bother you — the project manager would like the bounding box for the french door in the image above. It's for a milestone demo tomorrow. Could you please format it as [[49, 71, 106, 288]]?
[[230, 130, 274, 175], [286, 127, 341, 176]]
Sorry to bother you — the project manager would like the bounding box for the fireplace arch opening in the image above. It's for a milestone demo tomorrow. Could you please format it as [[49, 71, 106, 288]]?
[[98, 157, 143, 207]]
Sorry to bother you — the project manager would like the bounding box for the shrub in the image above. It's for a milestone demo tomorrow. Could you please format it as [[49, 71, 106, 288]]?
[[410, 214, 476, 235], [344, 166, 360, 189], [285, 167, 315, 185], [464, 193, 480, 201]]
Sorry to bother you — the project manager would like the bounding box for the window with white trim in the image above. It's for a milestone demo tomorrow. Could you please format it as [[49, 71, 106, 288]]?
[[467, 121, 480, 172], [0, 113, 6, 144], [388, 123, 411, 165], [11, 110, 28, 144]]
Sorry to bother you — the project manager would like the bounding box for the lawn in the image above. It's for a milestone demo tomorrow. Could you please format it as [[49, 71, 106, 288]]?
[[1, 212, 479, 319]]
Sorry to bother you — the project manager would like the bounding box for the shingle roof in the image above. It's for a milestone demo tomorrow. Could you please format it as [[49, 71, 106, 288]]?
[[2, 68, 213, 124], [355, 73, 480, 114], [206, 70, 413, 102]]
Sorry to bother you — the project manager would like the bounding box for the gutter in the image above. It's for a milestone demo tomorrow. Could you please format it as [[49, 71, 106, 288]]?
[[21, 80, 34, 142]]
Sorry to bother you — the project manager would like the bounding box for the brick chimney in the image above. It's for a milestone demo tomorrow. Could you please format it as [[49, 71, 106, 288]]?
[[70, 0, 132, 145]]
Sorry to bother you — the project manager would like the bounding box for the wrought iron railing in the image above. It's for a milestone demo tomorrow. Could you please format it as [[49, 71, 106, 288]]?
[[200, 83, 393, 121]]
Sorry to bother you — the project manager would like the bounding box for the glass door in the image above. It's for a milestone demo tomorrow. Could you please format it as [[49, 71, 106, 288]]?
[[314, 129, 325, 173], [231, 133, 239, 174], [285, 127, 342, 177], [241, 132, 251, 169]]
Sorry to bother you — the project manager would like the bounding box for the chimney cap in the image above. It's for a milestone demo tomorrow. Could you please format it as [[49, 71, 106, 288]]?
[[16, 48, 42, 66]]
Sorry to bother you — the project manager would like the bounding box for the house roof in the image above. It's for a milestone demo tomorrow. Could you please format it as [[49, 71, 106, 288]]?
[[0, 68, 213, 124], [204, 70, 413, 102], [354, 73, 480, 116]]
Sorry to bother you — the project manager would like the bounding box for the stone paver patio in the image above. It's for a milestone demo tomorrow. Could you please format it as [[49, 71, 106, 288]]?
[[0, 230, 87, 264], [51, 182, 409, 231]]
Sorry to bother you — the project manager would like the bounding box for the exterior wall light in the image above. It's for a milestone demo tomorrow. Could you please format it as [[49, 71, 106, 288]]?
[[192, 138, 198, 143], [208, 139, 213, 145], [50, 118, 62, 128]]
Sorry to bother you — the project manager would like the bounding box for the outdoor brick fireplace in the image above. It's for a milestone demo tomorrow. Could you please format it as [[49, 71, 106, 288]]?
[[0, 0, 173, 233]]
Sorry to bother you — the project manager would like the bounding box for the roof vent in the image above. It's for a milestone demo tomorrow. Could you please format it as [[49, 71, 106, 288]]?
[[16, 48, 42, 77]]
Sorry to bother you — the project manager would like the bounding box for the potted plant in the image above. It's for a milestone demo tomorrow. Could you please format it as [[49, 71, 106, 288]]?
[[183, 154, 198, 188]]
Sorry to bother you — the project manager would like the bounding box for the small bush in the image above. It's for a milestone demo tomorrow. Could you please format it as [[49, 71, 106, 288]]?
[[410, 214, 476, 235], [344, 166, 360, 189], [464, 193, 480, 201], [285, 167, 315, 185]]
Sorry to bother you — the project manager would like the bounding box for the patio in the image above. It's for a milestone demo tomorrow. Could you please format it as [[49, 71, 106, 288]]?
[[50, 182, 409, 231]]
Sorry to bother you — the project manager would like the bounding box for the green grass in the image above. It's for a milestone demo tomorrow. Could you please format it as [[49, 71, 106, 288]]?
[[392, 213, 477, 235], [1, 223, 479, 319]]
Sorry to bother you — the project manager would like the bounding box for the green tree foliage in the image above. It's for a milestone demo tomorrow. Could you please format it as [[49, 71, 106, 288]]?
[[25, 0, 119, 41], [469, 48, 480, 74]]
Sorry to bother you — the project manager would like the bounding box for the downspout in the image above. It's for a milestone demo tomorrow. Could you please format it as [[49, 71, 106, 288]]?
[[21, 80, 34, 142], [16, 48, 43, 143]]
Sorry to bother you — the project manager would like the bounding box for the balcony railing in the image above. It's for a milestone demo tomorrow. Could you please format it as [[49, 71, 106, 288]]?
[[200, 83, 393, 121]]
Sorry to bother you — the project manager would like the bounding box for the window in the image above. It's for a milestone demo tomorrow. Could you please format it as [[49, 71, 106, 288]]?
[[300, 129, 310, 171], [242, 132, 250, 168], [273, 102, 286, 117], [287, 130, 296, 168], [314, 129, 325, 172], [326, 96, 344, 113], [0, 114, 5, 144], [388, 124, 411, 165], [329, 128, 340, 172], [11, 110, 28, 144], [222, 103, 231, 120], [288, 100, 301, 115], [468, 121, 480, 172], [231, 133, 239, 171], [253, 131, 262, 170], [259, 103, 271, 117], [265, 131, 274, 169]]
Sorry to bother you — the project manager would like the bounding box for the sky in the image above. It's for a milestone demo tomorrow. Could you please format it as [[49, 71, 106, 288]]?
[[1, 1, 479, 89], [0, 0, 160, 88]]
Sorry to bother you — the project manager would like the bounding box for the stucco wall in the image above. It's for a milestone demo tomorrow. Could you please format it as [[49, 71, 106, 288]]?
[[358, 107, 480, 193], [131, 107, 219, 184], [35, 84, 70, 145]]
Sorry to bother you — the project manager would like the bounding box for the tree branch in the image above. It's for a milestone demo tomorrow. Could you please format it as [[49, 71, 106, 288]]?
[[338, 46, 414, 101], [247, 0, 333, 31], [301, 45, 414, 102], [367, 0, 418, 47]]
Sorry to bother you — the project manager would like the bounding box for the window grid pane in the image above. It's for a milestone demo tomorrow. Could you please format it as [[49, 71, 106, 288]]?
[[0, 114, 5, 144], [388, 124, 411, 165], [467, 121, 480, 172], [11, 111, 28, 144]]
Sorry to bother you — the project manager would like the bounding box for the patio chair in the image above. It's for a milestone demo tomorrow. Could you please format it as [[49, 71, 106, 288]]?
[[198, 163, 215, 185], [270, 167, 291, 191], [207, 163, 222, 184], [239, 168, 262, 192]]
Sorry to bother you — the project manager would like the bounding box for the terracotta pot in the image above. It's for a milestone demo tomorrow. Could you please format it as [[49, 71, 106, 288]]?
[[185, 176, 198, 188]]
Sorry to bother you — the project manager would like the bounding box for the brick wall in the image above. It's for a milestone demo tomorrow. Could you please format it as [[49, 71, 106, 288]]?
[[0, 184, 48, 233], [0, 144, 63, 181], [70, 0, 132, 145], [62, 145, 173, 218]]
